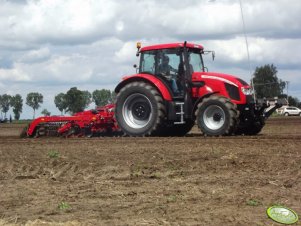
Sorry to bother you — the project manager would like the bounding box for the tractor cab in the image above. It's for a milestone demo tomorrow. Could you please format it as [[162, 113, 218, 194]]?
[[137, 42, 205, 98]]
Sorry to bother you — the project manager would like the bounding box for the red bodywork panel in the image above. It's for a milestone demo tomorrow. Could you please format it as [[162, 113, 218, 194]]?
[[140, 42, 203, 52], [117, 72, 250, 104], [191, 72, 250, 105], [115, 73, 173, 101]]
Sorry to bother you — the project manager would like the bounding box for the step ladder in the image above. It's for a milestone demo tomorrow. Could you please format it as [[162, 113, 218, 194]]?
[[174, 102, 185, 124]]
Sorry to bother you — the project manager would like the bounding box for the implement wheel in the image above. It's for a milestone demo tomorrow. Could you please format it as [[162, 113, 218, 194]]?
[[196, 95, 238, 136], [115, 82, 166, 136]]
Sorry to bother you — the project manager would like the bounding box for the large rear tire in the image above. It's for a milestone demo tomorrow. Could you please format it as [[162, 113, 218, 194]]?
[[115, 82, 166, 136], [195, 95, 238, 136]]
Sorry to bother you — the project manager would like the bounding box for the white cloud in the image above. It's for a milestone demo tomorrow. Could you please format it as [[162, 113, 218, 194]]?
[[1, 0, 118, 46], [114, 41, 137, 63], [20, 47, 51, 63], [0, 64, 31, 82]]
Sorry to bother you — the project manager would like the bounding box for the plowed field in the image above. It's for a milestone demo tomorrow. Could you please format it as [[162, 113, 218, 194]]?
[[0, 117, 300, 225]]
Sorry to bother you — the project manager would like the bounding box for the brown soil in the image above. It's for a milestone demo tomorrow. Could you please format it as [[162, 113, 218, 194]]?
[[0, 117, 300, 225]]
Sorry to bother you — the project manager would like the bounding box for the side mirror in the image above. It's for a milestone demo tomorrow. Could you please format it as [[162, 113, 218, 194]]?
[[133, 64, 139, 73], [203, 50, 215, 61]]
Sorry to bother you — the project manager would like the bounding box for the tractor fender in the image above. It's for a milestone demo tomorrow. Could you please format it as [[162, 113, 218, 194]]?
[[114, 74, 173, 101]]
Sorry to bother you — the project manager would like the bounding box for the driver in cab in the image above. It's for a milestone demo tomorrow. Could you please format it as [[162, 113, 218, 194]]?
[[158, 55, 179, 94]]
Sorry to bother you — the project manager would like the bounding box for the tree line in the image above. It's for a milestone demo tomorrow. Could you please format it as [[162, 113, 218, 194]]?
[[1, 64, 300, 120], [253, 64, 300, 107], [0, 87, 115, 120]]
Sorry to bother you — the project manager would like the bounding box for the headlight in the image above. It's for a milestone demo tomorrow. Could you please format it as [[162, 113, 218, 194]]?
[[241, 87, 254, 95]]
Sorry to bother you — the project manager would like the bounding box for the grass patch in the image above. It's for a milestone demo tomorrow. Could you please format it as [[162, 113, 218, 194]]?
[[58, 202, 71, 211], [167, 195, 177, 203], [48, 150, 59, 158], [246, 199, 261, 206]]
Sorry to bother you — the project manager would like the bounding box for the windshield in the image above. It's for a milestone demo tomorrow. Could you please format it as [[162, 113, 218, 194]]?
[[139, 48, 204, 74], [188, 50, 204, 72], [139, 48, 181, 75]]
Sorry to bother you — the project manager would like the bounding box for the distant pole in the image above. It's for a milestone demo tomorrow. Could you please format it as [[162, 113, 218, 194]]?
[[239, 0, 256, 101], [286, 81, 289, 98]]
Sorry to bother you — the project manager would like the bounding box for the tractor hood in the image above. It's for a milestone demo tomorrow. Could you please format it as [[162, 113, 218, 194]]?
[[192, 72, 250, 88]]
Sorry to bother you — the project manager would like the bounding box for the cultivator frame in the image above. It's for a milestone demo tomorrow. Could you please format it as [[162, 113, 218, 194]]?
[[21, 104, 120, 138]]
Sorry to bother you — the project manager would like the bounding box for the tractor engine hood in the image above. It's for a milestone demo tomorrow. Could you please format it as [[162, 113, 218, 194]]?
[[192, 72, 250, 88]]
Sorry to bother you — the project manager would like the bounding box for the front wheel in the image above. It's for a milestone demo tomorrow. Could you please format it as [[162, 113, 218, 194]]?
[[115, 82, 166, 136], [195, 95, 238, 136]]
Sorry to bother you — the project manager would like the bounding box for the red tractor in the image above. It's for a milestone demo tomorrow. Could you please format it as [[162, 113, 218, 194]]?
[[23, 41, 280, 138], [114, 41, 279, 136]]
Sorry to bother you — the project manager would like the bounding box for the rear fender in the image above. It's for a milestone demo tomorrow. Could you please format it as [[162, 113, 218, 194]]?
[[114, 74, 173, 101]]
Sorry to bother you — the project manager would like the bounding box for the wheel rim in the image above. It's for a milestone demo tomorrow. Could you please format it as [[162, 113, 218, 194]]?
[[203, 105, 225, 130], [122, 93, 153, 129]]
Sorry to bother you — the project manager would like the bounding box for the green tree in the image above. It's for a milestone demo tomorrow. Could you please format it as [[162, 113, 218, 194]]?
[[26, 92, 43, 119], [92, 89, 112, 106], [0, 94, 12, 118], [64, 87, 91, 114], [287, 96, 299, 107], [10, 94, 23, 120], [82, 90, 92, 107], [41, 108, 51, 116], [111, 91, 116, 103], [253, 64, 286, 98], [54, 93, 67, 115]]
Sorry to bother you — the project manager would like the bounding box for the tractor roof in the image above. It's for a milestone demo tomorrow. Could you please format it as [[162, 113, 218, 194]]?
[[140, 42, 204, 52]]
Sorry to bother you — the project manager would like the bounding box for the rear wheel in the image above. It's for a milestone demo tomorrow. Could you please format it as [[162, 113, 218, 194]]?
[[115, 82, 166, 136], [284, 112, 289, 116], [196, 95, 238, 136]]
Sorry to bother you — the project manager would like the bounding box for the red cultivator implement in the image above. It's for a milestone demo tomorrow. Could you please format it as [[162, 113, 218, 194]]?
[[21, 104, 121, 138]]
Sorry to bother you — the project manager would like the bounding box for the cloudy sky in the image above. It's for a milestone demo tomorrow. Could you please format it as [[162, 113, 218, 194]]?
[[0, 0, 301, 119]]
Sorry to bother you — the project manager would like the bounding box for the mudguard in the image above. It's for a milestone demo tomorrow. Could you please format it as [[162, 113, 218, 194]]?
[[115, 73, 173, 101]]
